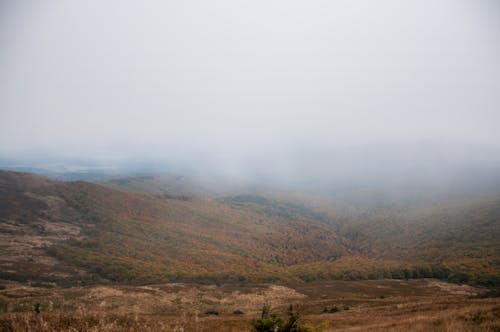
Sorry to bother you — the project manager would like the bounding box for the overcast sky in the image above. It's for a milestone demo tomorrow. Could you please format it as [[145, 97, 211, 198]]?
[[1, 0, 500, 176]]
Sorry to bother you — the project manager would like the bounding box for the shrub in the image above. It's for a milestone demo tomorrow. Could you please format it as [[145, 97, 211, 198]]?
[[204, 309, 219, 316], [251, 304, 325, 332]]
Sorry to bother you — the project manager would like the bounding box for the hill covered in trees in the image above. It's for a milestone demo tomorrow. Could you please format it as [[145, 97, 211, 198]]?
[[0, 170, 499, 286]]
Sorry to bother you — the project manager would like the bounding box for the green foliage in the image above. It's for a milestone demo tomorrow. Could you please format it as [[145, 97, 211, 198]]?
[[252, 313, 283, 331], [251, 305, 324, 332]]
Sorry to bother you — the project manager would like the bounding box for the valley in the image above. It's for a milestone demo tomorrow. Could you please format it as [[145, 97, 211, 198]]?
[[0, 170, 499, 331]]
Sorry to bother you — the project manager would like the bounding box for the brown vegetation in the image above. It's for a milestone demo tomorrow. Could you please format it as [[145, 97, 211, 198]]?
[[0, 279, 498, 331], [1, 170, 498, 286]]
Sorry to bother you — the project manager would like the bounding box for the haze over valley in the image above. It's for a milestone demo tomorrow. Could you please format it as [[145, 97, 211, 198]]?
[[1, 0, 499, 331]]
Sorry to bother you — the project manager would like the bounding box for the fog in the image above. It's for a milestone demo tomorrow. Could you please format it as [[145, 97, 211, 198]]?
[[1, 0, 500, 189]]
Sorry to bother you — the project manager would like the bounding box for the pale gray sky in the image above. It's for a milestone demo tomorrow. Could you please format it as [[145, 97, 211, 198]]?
[[1, 0, 499, 174]]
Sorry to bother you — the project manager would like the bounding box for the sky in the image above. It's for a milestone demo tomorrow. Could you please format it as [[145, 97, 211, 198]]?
[[1, 0, 500, 180]]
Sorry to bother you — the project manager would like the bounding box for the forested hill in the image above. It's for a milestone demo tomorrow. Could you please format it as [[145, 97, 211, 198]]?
[[0, 170, 498, 286]]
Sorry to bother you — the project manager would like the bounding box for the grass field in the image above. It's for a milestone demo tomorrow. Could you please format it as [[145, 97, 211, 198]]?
[[0, 279, 498, 331]]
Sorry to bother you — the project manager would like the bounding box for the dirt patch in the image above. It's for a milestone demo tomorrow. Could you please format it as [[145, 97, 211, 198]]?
[[427, 280, 480, 296]]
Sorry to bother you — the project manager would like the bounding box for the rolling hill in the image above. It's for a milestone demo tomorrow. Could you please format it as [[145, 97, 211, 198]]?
[[0, 170, 499, 286]]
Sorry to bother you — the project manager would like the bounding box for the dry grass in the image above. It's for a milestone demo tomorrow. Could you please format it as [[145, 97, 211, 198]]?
[[0, 279, 498, 331]]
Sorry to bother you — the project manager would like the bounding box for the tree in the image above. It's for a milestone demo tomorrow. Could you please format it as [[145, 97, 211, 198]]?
[[251, 304, 324, 332], [251, 304, 284, 332]]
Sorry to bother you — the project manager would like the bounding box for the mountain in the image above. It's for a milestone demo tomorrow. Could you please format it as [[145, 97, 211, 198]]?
[[0, 170, 499, 286]]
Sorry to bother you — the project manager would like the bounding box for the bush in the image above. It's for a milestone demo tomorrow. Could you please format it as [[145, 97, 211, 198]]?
[[251, 304, 325, 332], [204, 310, 219, 316], [329, 306, 340, 313]]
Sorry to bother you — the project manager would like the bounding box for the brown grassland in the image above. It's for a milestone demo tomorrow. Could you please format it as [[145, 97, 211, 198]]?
[[0, 279, 499, 331]]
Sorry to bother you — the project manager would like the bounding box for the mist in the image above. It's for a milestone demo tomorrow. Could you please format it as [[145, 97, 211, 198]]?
[[1, 0, 500, 190]]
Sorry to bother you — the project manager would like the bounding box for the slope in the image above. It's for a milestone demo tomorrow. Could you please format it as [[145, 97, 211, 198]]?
[[1, 170, 499, 286]]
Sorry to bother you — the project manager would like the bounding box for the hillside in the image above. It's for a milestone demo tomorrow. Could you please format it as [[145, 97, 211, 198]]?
[[0, 170, 499, 286], [0, 171, 348, 284]]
